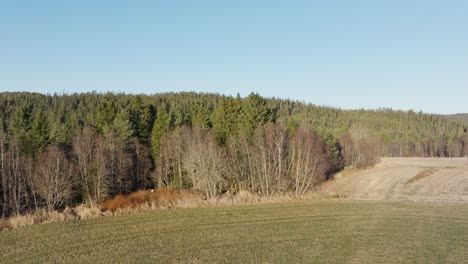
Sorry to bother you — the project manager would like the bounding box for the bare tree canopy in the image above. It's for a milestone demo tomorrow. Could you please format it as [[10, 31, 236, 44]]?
[[33, 146, 75, 211]]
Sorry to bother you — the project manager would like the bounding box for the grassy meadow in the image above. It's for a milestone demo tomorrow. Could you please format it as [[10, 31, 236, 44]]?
[[1, 200, 468, 263]]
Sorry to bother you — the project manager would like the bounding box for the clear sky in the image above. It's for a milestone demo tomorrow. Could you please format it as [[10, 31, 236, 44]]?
[[1, 1, 467, 114]]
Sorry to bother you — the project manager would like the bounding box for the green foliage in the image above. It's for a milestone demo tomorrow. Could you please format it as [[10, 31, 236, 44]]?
[[111, 108, 133, 144], [191, 101, 211, 129], [95, 100, 118, 134], [29, 111, 50, 154], [238, 93, 272, 136], [287, 118, 299, 136], [129, 96, 154, 142], [8, 106, 32, 140], [211, 96, 241, 144], [170, 104, 189, 127], [50, 122, 73, 146], [0, 91, 466, 157], [320, 130, 344, 174], [151, 105, 171, 159]]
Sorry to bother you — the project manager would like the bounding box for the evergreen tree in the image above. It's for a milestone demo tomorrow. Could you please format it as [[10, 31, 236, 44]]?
[[110, 108, 133, 145], [151, 105, 171, 159], [95, 100, 118, 134], [239, 93, 271, 136], [138, 106, 153, 141], [321, 130, 344, 175], [212, 96, 241, 144], [9, 106, 31, 138], [171, 104, 188, 127], [129, 97, 154, 143], [191, 101, 211, 129], [50, 121, 73, 146], [29, 111, 50, 154]]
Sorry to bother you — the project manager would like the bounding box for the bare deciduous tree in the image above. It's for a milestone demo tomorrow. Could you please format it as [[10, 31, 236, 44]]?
[[289, 127, 329, 196], [251, 124, 289, 195], [103, 132, 131, 195], [154, 127, 191, 189], [73, 127, 108, 206], [183, 128, 227, 199], [340, 127, 381, 168], [33, 146, 75, 211], [131, 139, 152, 190], [1, 136, 30, 216]]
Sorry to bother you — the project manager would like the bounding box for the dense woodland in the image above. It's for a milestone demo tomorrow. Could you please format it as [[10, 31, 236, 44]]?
[[0, 91, 467, 217]]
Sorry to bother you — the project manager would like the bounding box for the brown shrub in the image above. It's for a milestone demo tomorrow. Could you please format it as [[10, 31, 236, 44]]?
[[129, 191, 152, 208], [0, 219, 9, 231], [101, 194, 131, 211], [100, 189, 205, 212]]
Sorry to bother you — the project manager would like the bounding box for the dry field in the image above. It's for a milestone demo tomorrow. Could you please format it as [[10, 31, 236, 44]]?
[[321, 157, 468, 204]]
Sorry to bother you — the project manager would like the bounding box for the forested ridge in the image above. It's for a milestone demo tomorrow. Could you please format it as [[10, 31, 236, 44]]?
[[1, 91, 467, 217], [445, 114, 468, 124]]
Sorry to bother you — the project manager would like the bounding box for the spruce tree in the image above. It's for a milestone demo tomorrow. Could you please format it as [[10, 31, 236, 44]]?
[[171, 104, 188, 127], [29, 111, 50, 154], [151, 105, 171, 159], [239, 93, 271, 136], [191, 101, 211, 129], [138, 106, 153, 141], [111, 107, 133, 145], [212, 96, 241, 144], [129, 97, 154, 143], [96, 100, 118, 134], [9, 106, 31, 138], [9, 106, 32, 152], [50, 121, 73, 146]]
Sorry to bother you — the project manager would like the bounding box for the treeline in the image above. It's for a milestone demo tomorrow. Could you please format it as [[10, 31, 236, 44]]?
[[0, 91, 467, 217], [445, 114, 468, 124], [1, 92, 466, 158]]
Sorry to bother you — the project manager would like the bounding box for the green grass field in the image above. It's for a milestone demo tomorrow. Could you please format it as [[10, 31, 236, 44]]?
[[1, 200, 468, 263]]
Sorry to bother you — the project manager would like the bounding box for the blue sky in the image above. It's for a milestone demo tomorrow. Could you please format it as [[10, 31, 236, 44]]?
[[1, 0, 467, 114]]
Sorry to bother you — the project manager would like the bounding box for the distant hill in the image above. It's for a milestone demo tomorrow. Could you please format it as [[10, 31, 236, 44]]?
[[445, 114, 468, 123]]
